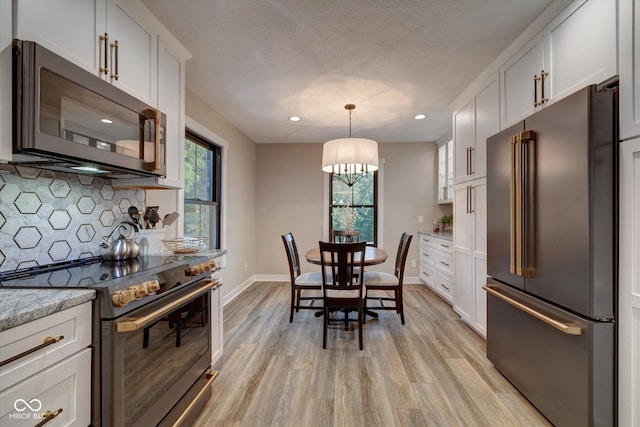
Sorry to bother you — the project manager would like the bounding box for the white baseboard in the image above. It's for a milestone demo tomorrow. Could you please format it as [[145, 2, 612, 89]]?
[[222, 275, 422, 307], [222, 275, 257, 306], [253, 274, 289, 282]]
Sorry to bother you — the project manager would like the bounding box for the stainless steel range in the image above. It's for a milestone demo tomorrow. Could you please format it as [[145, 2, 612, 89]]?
[[0, 254, 221, 426]]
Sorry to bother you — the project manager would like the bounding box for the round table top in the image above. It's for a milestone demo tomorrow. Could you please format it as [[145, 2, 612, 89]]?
[[304, 246, 388, 266]]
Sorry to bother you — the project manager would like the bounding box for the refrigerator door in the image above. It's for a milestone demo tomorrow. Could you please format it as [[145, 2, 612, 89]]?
[[486, 122, 526, 291], [522, 85, 615, 319], [485, 282, 614, 427]]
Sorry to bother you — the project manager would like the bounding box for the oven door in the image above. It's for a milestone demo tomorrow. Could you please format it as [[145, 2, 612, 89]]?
[[13, 39, 166, 178], [101, 280, 215, 427]]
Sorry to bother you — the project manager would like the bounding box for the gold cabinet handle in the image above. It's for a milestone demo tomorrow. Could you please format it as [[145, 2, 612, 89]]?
[[540, 70, 549, 104], [110, 41, 119, 80], [483, 285, 582, 335], [0, 336, 64, 367], [469, 147, 475, 175], [116, 281, 218, 332], [99, 33, 108, 74], [534, 74, 541, 107], [35, 408, 63, 427]]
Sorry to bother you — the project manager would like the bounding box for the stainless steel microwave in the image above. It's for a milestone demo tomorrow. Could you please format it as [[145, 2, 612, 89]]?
[[12, 40, 166, 178]]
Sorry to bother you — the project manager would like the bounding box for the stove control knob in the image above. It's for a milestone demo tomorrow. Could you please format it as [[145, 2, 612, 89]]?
[[146, 280, 160, 293], [132, 284, 148, 298], [112, 291, 125, 307], [112, 289, 135, 307]]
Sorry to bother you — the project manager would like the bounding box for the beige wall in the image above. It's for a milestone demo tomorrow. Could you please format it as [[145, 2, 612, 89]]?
[[256, 143, 325, 275], [186, 89, 257, 301], [256, 141, 452, 280]]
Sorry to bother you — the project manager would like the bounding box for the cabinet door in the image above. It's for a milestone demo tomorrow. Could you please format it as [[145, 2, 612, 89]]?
[[446, 140, 454, 198], [453, 184, 473, 322], [500, 32, 544, 128], [106, 0, 157, 105], [0, 349, 91, 426], [454, 101, 474, 184], [0, 0, 11, 161], [157, 38, 185, 189], [13, 0, 104, 75], [472, 180, 487, 337], [473, 75, 499, 179], [618, 138, 640, 427], [620, 0, 640, 140], [543, 0, 617, 105], [437, 144, 447, 201]]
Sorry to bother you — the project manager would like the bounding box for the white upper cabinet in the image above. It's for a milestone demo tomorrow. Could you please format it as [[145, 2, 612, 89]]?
[[156, 37, 186, 189], [454, 73, 499, 184], [500, 33, 544, 128], [437, 140, 453, 203], [542, 0, 617, 105], [13, 0, 102, 74], [104, 0, 158, 105], [0, 0, 11, 162], [14, 0, 157, 105], [472, 75, 499, 180], [453, 101, 473, 183], [620, 0, 640, 140], [500, 0, 617, 129]]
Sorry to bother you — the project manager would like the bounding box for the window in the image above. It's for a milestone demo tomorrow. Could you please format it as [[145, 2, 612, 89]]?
[[329, 172, 377, 246], [184, 129, 222, 248]]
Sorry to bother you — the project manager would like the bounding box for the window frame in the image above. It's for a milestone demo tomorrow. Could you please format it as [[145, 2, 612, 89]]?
[[183, 129, 222, 249], [328, 171, 378, 246]]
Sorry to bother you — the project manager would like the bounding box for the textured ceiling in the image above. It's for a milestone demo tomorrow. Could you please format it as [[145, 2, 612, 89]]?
[[142, 0, 554, 144]]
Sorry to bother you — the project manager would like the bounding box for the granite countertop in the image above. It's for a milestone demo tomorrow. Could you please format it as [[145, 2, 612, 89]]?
[[418, 231, 453, 242], [0, 289, 96, 332]]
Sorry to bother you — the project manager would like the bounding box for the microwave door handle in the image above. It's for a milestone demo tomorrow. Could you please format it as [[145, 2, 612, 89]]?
[[143, 110, 162, 172]]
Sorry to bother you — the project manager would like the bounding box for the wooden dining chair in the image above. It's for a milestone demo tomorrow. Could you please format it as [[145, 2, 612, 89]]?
[[282, 233, 323, 322], [319, 241, 367, 350], [332, 230, 360, 243], [363, 233, 413, 324]]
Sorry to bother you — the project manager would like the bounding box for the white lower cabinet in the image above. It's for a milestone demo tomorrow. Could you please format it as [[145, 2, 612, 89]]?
[[453, 178, 487, 338], [419, 233, 454, 304], [0, 302, 92, 426], [211, 280, 224, 365], [618, 138, 640, 427]]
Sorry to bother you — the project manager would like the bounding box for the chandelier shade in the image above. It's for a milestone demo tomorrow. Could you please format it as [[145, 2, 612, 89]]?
[[321, 104, 379, 187]]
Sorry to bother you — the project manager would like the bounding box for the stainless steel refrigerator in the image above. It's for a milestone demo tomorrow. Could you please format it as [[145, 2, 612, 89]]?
[[485, 84, 617, 427]]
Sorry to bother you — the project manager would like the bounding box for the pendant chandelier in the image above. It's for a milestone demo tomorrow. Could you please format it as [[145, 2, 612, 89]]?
[[322, 104, 379, 187]]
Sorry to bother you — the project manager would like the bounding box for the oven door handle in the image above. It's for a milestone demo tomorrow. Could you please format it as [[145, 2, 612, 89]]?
[[116, 280, 218, 333]]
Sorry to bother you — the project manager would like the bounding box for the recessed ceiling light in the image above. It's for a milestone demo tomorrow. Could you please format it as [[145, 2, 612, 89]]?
[[289, 116, 301, 122], [414, 114, 427, 120], [101, 118, 113, 124]]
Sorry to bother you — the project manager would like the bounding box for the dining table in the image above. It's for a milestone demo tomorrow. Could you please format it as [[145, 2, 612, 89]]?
[[304, 245, 388, 319], [304, 246, 388, 266]]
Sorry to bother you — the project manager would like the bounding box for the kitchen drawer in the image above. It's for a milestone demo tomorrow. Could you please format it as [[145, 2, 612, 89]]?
[[420, 261, 436, 287], [0, 302, 92, 389], [433, 250, 454, 275], [0, 347, 91, 426], [432, 238, 453, 254], [419, 244, 436, 266], [419, 234, 436, 249], [434, 271, 454, 302]]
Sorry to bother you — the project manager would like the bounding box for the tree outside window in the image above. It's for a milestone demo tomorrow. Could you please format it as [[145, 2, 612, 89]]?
[[330, 172, 377, 246], [184, 130, 221, 248]]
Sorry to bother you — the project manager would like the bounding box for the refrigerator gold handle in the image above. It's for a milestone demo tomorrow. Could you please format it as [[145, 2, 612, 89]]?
[[510, 135, 517, 274], [518, 130, 537, 278], [483, 285, 583, 336]]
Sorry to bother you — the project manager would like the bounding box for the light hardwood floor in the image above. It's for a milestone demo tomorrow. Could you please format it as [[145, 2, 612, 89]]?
[[194, 282, 551, 427]]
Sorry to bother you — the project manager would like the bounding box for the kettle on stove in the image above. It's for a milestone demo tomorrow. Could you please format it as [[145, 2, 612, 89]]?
[[100, 221, 141, 260]]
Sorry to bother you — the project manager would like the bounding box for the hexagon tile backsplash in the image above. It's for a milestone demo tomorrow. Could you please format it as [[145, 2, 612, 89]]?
[[0, 164, 146, 271]]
